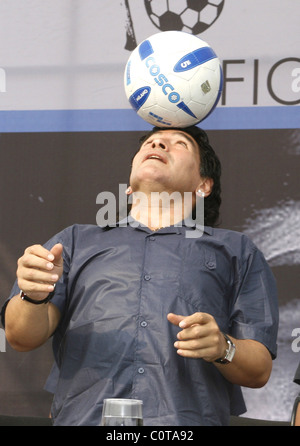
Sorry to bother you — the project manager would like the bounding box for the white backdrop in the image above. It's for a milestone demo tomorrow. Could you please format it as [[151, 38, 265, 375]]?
[[0, 0, 299, 128]]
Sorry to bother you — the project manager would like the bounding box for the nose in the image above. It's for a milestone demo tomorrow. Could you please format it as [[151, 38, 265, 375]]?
[[151, 138, 167, 150]]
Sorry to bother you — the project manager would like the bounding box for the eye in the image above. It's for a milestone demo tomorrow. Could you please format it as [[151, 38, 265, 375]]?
[[140, 140, 152, 149], [177, 140, 188, 148]]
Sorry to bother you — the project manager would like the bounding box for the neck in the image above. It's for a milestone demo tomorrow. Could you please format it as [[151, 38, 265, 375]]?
[[129, 190, 195, 230]]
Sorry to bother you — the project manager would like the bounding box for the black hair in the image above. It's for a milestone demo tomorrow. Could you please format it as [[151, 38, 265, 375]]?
[[138, 126, 222, 227]]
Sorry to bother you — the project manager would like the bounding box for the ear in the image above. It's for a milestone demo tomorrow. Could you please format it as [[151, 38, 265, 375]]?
[[196, 177, 214, 197]]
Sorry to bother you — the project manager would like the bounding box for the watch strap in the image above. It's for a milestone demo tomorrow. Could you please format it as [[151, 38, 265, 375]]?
[[20, 286, 55, 305]]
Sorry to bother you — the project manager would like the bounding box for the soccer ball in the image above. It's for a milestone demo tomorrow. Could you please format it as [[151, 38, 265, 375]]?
[[144, 0, 225, 35], [124, 31, 223, 128]]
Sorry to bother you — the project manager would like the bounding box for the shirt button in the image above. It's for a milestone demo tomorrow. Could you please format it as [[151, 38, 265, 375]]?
[[138, 367, 145, 374], [149, 236, 156, 241], [144, 275, 151, 281], [140, 321, 148, 327]]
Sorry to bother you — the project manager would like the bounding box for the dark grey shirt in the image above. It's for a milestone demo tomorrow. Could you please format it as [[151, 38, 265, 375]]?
[[8, 221, 279, 426]]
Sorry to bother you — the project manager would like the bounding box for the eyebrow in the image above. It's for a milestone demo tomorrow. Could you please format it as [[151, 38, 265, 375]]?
[[146, 131, 197, 149], [171, 131, 198, 148]]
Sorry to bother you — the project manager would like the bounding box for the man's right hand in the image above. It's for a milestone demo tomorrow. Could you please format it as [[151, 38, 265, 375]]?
[[17, 243, 63, 301]]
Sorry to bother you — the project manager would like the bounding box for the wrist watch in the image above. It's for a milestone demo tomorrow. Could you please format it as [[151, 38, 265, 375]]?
[[215, 333, 236, 364], [19, 286, 56, 305]]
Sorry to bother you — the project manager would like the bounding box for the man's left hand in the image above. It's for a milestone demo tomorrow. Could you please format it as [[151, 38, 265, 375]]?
[[167, 312, 227, 362]]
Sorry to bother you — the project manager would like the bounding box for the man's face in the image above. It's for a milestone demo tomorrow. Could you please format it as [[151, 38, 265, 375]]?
[[130, 129, 202, 194]]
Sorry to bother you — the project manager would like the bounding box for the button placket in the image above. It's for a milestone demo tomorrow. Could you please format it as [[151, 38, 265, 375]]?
[[133, 235, 153, 388]]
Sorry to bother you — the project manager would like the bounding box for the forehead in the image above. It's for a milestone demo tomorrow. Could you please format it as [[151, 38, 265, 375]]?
[[143, 130, 198, 149]]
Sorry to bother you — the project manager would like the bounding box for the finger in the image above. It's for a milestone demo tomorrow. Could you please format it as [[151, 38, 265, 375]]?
[[174, 338, 204, 351], [20, 244, 63, 275], [24, 244, 57, 261], [176, 349, 198, 358], [177, 312, 212, 329], [20, 252, 55, 271], [18, 278, 56, 300], [175, 344, 215, 359], [167, 313, 186, 327], [177, 323, 210, 341], [20, 266, 59, 285], [50, 243, 63, 266]]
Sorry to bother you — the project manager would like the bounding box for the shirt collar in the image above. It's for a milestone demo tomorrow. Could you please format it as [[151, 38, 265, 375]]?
[[113, 215, 213, 236]]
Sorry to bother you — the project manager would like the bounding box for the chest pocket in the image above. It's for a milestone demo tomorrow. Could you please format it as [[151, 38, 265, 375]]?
[[203, 248, 216, 271], [178, 246, 228, 319]]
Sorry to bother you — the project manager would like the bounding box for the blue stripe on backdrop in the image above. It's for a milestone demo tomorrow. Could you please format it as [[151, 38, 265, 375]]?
[[0, 106, 299, 132]]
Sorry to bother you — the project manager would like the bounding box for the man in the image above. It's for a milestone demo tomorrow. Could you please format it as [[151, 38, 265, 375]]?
[[2, 126, 278, 426]]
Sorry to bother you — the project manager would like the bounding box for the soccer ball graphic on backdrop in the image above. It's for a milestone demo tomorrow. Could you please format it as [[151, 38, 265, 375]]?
[[144, 0, 225, 34], [124, 31, 223, 128]]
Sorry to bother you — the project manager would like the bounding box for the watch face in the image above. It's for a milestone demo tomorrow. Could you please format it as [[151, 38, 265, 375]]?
[[226, 347, 235, 362], [226, 340, 236, 362], [215, 334, 236, 364]]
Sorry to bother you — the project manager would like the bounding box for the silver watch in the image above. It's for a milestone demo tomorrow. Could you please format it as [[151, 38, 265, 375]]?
[[215, 333, 236, 364]]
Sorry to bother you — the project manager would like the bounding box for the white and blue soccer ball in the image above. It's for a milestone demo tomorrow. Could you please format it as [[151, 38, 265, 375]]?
[[124, 31, 223, 128]]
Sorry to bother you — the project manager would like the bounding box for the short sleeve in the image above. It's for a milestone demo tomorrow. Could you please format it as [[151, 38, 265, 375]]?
[[229, 245, 279, 359]]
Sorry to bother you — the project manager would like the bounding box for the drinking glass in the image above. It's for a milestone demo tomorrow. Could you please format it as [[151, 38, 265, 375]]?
[[101, 398, 143, 426]]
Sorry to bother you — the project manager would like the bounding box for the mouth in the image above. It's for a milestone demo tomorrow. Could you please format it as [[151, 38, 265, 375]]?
[[144, 153, 167, 163]]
